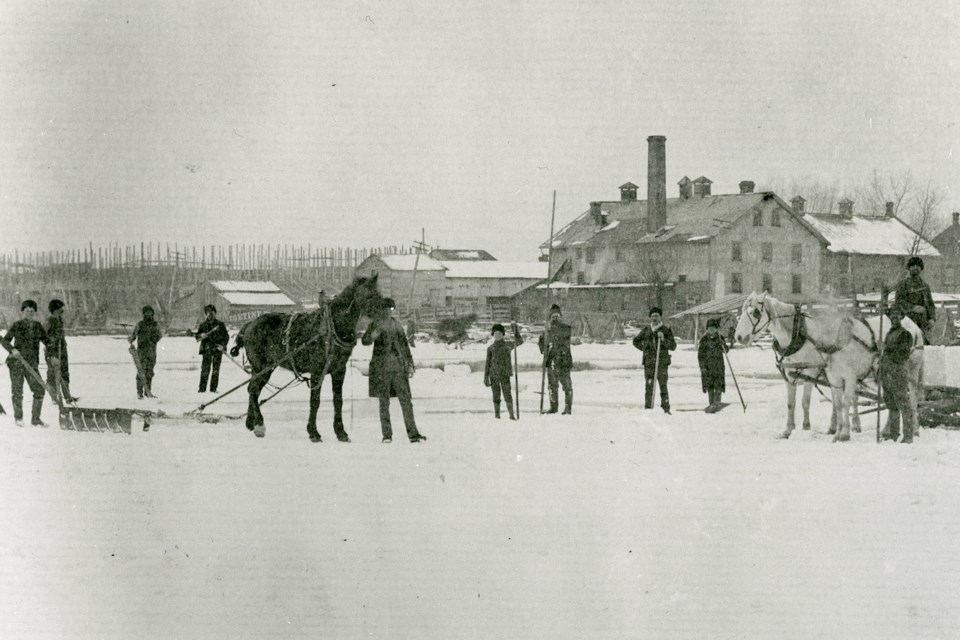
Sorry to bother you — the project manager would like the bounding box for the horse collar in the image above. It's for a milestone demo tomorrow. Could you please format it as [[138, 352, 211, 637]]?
[[775, 305, 807, 358]]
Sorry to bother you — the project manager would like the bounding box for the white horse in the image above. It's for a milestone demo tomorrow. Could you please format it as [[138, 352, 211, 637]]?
[[735, 292, 923, 442], [734, 300, 845, 438]]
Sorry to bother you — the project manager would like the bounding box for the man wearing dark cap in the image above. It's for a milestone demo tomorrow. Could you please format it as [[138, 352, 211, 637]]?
[[362, 297, 427, 443], [45, 298, 78, 404], [633, 306, 677, 414], [195, 304, 230, 393], [129, 305, 162, 398], [892, 256, 936, 344], [537, 303, 573, 414], [484, 321, 523, 419], [1, 300, 49, 426]]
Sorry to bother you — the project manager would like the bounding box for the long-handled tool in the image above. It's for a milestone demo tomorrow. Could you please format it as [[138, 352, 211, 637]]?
[[876, 286, 886, 443], [651, 333, 662, 409], [118, 323, 154, 398], [512, 321, 520, 420], [539, 190, 557, 414], [723, 348, 747, 413]]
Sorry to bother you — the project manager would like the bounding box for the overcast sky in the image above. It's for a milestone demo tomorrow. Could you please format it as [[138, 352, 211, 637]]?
[[2, 0, 958, 261]]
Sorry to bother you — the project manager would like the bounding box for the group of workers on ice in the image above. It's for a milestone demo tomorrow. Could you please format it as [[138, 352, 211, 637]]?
[[1, 258, 937, 444]]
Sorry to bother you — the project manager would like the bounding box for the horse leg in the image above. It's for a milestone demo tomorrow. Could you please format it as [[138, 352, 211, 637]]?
[[832, 379, 855, 442], [781, 381, 797, 439], [851, 389, 862, 433], [249, 369, 273, 438], [801, 381, 812, 430], [331, 368, 350, 442], [307, 380, 323, 443]]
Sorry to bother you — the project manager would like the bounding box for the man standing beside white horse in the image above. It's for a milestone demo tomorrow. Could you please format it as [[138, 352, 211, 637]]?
[[735, 292, 924, 442]]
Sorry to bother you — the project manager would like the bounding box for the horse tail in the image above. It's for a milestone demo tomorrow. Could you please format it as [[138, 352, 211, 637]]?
[[230, 323, 248, 357]]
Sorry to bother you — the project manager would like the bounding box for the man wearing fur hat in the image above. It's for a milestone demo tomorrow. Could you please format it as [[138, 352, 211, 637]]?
[[45, 298, 78, 404], [892, 256, 936, 344], [362, 297, 427, 443], [697, 317, 727, 413], [537, 303, 573, 414], [195, 304, 230, 393]]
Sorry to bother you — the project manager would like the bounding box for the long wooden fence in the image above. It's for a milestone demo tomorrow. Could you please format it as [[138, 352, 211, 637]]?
[[0, 243, 415, 330]]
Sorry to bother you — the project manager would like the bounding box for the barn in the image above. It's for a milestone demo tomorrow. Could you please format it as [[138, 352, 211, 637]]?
[[171, 280, 301, 329]]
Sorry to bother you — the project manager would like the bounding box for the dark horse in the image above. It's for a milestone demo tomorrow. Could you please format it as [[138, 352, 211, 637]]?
[[229, 274, 384, 441]]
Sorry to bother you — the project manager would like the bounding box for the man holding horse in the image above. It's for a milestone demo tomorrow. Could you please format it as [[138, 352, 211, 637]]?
[[893, 256, 936, 344], [880, 307, 916, 444], [362, 298, 427, 444]]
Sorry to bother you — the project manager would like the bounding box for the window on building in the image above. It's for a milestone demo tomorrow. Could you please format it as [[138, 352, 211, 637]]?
[[731, 272, 742, 294], [762, 242, 773, 262], [791, 243, 802, 264], [586, 248, 596, 264], [771, 209, 781, 227], [575, 248, 583, 260], [576, 271, 585, 284], [678, 274, 687, 283], [753, 210, 763, 226], [762, 273, 773, 292], [792, 274, 802, 294], [615, 247, 624, 261], [840, 255, 850, 274], [732, 241, 742, 262]]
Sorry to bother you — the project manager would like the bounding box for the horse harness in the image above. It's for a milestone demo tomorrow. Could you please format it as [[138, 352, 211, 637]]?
[[282, 297, 358, 390]]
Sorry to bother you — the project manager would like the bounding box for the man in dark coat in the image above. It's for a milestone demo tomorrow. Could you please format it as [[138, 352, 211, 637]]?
[[484, 322, 523, 419], [129, 305, 162, 399], [697, 317, 728, 413], [361, 298, 427, 443], [195, 304, 230, 393], [1, 300, 49, 426], [45, 298, 78, 405], [880, 307, 916, 444], [893, 256, 936, 344], [537, 304, 573, 414], [632, 306, 677, 414]]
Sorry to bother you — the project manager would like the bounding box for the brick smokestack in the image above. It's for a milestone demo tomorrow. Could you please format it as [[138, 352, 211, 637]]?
[[647, 135, 667, 233]]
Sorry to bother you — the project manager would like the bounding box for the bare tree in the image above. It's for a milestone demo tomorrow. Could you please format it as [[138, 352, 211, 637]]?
[[906, 179, 947, 255], [629, 244, 679, 309], [855, 169, 914, 217], [756, 175, 844, 214]]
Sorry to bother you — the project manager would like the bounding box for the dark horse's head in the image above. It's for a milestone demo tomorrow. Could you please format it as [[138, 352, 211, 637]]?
[[334, 273, 384, 320]]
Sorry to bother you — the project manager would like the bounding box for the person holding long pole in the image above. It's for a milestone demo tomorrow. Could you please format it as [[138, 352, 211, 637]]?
[[632, 306, 676, 414], [539, 191, 557, 414], [537, 304, 574, 414], [484, 322, 523, 420]]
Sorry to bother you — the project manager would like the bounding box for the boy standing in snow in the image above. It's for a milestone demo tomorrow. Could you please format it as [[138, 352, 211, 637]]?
[[484, 322, 523, 419], [697, 317, 727, 413], [880, 307, 916, 444], [45, 298, 78, 405], [632, 306, 677, 414], [1, 300, 49, 427]]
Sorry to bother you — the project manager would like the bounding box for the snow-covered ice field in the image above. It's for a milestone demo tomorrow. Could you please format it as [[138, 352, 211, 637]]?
[[2, 335, 959, 639]]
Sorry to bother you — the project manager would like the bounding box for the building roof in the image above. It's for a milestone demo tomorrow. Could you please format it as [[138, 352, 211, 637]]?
[[932, 221, 960, 247], [802, 213, 940, 256], [439, 260, 548, 280], [209, 280, 283, 292], [375, 254, 446, 271], [220, 291, 297, 306], [543, 192, 828, 249], [429, 249, 497, 261]]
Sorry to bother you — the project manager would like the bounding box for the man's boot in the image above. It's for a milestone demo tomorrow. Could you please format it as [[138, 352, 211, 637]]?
[[507, 402, 516, 421], [901, 418, 914, 444], [882, 411, 900, 441], [494, 402, 501, 419]]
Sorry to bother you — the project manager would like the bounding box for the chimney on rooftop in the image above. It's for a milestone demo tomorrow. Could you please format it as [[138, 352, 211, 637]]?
[[619, 182, 638, 203], [590, 201, 603, 226], [838, 198, 854, 219], [885, 201, 895, 218], [678, 176, 692, 200], [647, 135, 667, 233], [739, 180, 755, 194], [954, 211, 959, 227], [693, 176, 713, 198], [791, 195, 806, 215]]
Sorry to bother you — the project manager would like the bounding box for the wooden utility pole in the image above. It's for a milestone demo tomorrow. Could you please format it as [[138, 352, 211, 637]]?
[[408, 228, 427, 314]]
